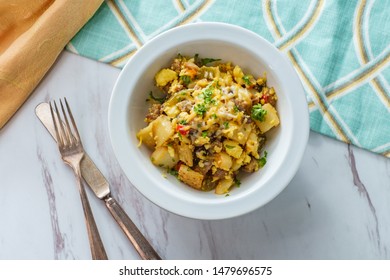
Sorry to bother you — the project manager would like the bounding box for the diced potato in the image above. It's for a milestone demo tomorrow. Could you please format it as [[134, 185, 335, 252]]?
[[163, 105, 181, 118], [151, 146, 179, 168], [196, 78, 210, 88], [214, 152, 233, 171], [232, 152, 251, 171], [215, 177, 234, 194], [223, 123, 252, 145], [223, 139, 243, 159], [220, 72, 233, 86], [231, 160, 243, 172], [194, 136, 210, 146], [233, 65, 244, 85], [152, 115, 174, 147], [178, 164, 204, 190], [245, 132, 259, 158], [136, 122, 155, 148], [254, 103, 280, 133], [155, 68, 178, 87], [177, 143, 194, 167]]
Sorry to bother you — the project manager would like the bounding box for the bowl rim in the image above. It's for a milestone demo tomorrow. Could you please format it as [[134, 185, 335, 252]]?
[[109, 22, 309, 220]]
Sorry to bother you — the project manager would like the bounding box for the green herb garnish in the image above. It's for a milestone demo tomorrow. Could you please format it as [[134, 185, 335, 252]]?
[[251, 104, 267, 122], [243, 75, 252, 85], [201, 131, 208, 138], [194, 104, 207, 116], [223, 121, 229, 128], [179, 120, 187, 125], [194, 54, 221, 66], [225, 145, 235, 149], [180, 75, 191, 85], [234, 178, 241, 187], [258, 150, 268, 168], [201, 58, 221, 65], [147, 91, 166, 104], [168, 168, 178, 177], [202, 86, 214, 104], [212, 113, 217, 119]]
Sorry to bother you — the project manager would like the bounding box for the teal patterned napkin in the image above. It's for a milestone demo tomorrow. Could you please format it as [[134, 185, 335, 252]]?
[[67, 0, 390, 158]]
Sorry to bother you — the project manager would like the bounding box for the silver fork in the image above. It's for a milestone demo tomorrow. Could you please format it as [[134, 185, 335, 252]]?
[[50, 98, 108, 260]]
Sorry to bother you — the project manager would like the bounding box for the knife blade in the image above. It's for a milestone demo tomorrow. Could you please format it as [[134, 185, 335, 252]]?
[[35, 102, 161, 260]]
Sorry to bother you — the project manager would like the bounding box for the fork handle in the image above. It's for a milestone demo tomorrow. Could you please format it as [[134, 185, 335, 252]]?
[[75, 168, 108, 260], [104, 196, 161, 260]]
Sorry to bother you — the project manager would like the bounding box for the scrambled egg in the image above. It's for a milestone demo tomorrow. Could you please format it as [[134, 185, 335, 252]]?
[[137, 54, 279, 194]]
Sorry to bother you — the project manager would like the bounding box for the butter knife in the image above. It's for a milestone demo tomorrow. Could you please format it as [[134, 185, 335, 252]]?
[[35, 102, 161, 260]]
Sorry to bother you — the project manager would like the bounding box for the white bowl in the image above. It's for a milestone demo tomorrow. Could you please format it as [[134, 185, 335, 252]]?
[[109, 22, 309, 220]]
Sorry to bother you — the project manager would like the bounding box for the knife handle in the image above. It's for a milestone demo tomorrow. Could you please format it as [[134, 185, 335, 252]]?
[[104, 196, 161, 260]]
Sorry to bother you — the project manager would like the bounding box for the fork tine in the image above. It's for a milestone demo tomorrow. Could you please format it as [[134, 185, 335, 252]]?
[[64, 97, 81, 142], [54, 100, 70, 146], [60, 99, 74, 146], [50, 101, 63, 146]]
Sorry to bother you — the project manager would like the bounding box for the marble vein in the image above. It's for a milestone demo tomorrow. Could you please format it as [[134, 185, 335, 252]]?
[[347, 145, 381, 250], [154, 208, 169, 257], [262, 221, 271, 239], [36, 146, 73, 259], [305, 197, 311, 210], [311, 156, 319, 168], [202, 221, 218, 259]]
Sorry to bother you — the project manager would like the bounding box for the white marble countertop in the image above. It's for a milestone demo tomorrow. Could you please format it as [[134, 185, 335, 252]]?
[[1, 51, 389, 260]]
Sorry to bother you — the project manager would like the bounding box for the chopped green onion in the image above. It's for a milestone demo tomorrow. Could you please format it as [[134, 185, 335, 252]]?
[[202, 86, 214, 104], [180, 75, 191, 85], [251, 104, 267, 122], [147, 91, 165, 104], [194, 104, 207, 116], [167, 168, 178, 177], [223, 121, 229, 128], [258, 150, 268, 168], [242, 75, 251, 85]]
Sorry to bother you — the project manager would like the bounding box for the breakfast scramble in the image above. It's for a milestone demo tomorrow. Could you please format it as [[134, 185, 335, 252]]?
[[137, 54, 280, 194]]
